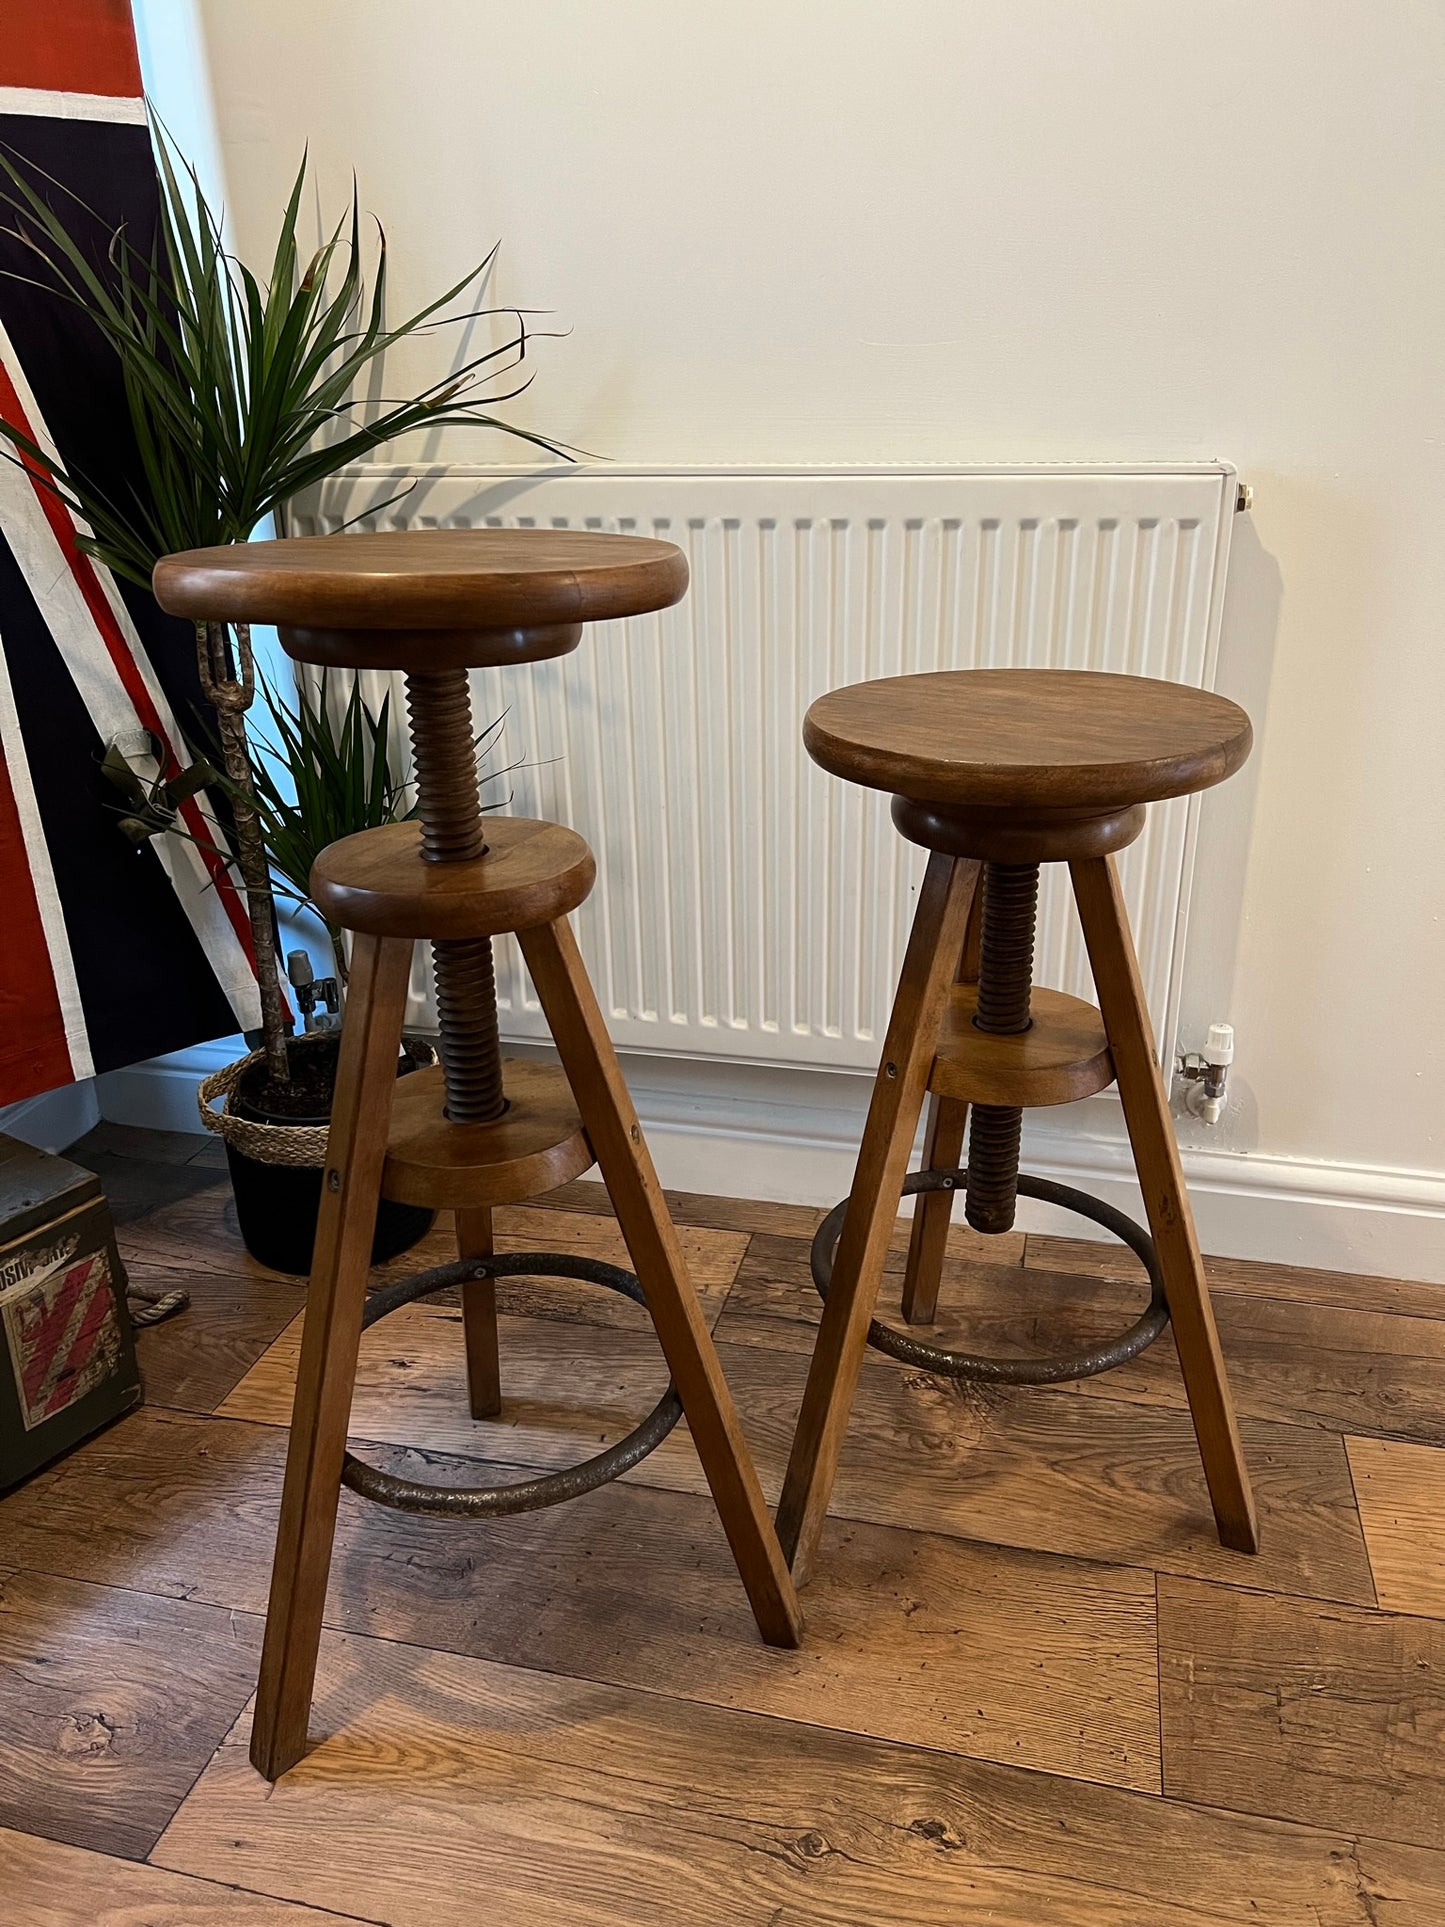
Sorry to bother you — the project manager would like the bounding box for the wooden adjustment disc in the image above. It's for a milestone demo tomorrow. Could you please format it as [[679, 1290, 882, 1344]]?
[[805, 669, 1253, 811], [893, 796, 1147, 863], [311, 817, 595, 940], [152, 528, 689, 671], [383, 1057, 594, 1210], [930, 983, 1114, 1109]]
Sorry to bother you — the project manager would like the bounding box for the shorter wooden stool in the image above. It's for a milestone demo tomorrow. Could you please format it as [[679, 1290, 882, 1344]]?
[[155, 531, 802, 1780], [775, 668, 1260, 1583]]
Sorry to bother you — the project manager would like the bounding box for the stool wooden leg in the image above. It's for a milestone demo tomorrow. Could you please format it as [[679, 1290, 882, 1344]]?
[[518, 914, 804, 1649], [250, 933, 413, 1781], [457, 1206, 501, 1419], [776, 854, 981, 1584], [900, 883, 981, 1324], [1070, 855, 1259, 1555], [900, 1092, 969, 1324]]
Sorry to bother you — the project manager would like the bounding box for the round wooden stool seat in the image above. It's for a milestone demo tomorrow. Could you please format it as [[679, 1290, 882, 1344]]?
[[311, 817, 595, 939], [930, 984, 1113, 1108], [384, 1058, 592, 1209], [153, 529, 689, 670], [776, 664, 1260, 1584], [153, 525, 806, 1786], [805, 669, 1252, 813]]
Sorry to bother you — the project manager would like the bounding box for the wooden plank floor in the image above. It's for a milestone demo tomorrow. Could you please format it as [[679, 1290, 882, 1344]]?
[[3, 1122, 1444, 1923]]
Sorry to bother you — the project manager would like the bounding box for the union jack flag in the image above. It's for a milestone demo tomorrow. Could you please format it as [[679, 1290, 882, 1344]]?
[[0, 0, 259, 1108]]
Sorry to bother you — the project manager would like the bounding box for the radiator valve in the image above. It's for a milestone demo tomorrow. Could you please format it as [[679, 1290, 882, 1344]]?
[[287, 949, 340, 1033], [1177, 1022, 1234, 1124]]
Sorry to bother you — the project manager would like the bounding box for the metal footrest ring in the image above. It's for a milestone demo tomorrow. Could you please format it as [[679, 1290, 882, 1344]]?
[[340, 1252, 683, 1517], [811, 1169, 1170, 1384]]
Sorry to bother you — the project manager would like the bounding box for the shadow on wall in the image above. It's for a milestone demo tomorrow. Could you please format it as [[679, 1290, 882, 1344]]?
[[1176, 479, 1382, 1160], [1171, 509, 1280, 1157]]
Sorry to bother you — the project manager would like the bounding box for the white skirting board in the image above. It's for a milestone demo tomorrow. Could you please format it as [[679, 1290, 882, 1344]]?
[[619, 1086, 1445, 1287], [0, 1078, 100, 1154], [97, 1041, 1445, 1289]]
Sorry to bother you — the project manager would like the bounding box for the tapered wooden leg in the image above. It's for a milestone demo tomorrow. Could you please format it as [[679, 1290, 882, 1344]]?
[[250, 933, 413, 1781], [1070, 856, 1259, 1554], [457, 1206, 501, 1419], [900, 1092, 969, 1324], [518, 914, 804, 1649], [901, 882, 982, 1323], [776, 855, 981, 1583]]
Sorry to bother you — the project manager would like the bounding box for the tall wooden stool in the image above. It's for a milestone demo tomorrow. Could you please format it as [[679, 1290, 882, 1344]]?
[[154, 531, 801, 1780], [775, 668, 1260, 1584]]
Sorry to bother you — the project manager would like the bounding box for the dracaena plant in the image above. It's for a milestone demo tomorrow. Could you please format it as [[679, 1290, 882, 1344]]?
[[0, 122, 564, 1085], [237, 669, 508, 991]]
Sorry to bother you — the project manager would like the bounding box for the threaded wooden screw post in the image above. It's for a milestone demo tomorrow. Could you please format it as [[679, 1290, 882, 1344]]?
[[964, 861, 1040, 1234], [405, 669, 506, 1123]]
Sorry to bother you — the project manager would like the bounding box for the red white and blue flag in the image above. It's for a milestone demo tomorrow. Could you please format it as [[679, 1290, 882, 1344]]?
[[0, 0, 259, 1107]]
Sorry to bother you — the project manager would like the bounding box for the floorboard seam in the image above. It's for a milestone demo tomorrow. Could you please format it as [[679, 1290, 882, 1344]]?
[[142, 1807, 392, 1925], [56, 1404, 1384, 1612], [18, 1562, 1168, 1802], [1340, 1434, 1382, 1609], [1163, 1564, 1171, 1803], [158, 1613, 1238, 1811]]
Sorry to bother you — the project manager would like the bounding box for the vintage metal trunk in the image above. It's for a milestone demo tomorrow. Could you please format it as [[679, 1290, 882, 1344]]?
[[0, 1131, 140, 1488]]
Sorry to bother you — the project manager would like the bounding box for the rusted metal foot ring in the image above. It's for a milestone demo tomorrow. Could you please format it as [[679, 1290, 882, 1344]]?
[[340, 1252, 682, 1516], [810, 1169, 1170, 1384]]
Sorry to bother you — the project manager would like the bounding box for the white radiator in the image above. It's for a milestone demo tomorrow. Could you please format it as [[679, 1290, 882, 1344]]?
[[288, 465, 1239, 1076]]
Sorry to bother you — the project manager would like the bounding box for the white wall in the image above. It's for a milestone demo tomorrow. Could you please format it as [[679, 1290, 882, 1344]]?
[[180, 0, 1445, 1271]]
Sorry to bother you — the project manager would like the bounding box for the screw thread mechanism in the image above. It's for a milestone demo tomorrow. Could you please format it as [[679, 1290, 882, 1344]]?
[[403, 669, 507, 1124], [965, 862, 1040, 1234], [431, 937, 507, 1122], [406, 670, 488, 862]]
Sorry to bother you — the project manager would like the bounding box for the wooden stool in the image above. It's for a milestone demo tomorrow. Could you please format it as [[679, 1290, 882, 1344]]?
[[154, 530, 802, 1780], [774, 668, 1260, 1584]]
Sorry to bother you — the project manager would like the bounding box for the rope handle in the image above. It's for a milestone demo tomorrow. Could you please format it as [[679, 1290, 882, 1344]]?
[[197, 1051, 249, 1133], [198, 1050, 332, 1166]]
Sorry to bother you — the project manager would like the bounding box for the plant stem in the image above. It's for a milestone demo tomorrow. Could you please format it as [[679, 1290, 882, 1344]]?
[[198, 621, 290, 1083], [327, 924, 350, 990]]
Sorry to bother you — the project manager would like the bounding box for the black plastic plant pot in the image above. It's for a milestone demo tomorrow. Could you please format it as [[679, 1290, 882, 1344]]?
[[223, 1034, 435, 1277]]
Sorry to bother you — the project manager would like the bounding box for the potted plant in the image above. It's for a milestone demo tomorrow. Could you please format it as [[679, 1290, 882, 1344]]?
[[193, 670, 510, 1271], [193, 669, 456, 1272], [0, 128, 561, 1270]]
